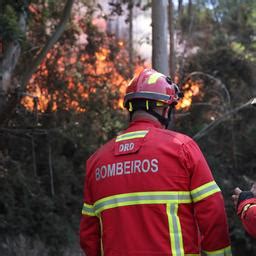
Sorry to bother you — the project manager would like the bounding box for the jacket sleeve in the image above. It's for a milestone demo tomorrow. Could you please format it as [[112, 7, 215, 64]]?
[[182, 140, 232, 255], [79, 161, 101, 256], [237, 198, 256, 238]]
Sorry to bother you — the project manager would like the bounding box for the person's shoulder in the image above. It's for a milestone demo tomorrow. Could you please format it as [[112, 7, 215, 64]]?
[[154, 127, 193, 146]]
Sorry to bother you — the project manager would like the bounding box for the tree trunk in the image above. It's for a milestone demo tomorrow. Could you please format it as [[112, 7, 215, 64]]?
[[188, 0, 192, 19], [0, 11, 27, 94], [152, 0, 169, 75], [168, 0, 175, 78], [20, 0, 74, 90], [178, 0, 183, 17], [128, 0, 134, 78]]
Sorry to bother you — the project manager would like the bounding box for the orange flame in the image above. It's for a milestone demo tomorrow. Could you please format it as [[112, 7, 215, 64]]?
[[22, 33, 201, 113], [22, 39, 133, 112], [176, 79, 203, 110]]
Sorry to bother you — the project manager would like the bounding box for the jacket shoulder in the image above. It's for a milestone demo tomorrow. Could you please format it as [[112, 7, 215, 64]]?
[[154, 128, 194, 146]]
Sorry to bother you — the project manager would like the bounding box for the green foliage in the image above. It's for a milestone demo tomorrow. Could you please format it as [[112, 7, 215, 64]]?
[[176, 25, 256, 256], [174, 1, 256, 254], [1, 0, 256, 255], [0, 1, 128, 255], [0, 4, 25, 42]]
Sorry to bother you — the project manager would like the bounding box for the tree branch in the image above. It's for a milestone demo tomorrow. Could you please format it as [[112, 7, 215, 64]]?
[[0, 0, 74, 126], [184, 71, 231, 104], [193, 98, 255, 141], [20, 0, 75, 89]]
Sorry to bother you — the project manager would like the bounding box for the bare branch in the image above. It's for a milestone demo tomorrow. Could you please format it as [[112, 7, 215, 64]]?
[[184, 71, 231, 104], [193, 98, 255, 141]]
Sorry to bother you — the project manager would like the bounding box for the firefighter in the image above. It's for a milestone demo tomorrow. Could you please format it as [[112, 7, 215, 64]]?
[[80, 69, 232, 255], [232, 183, 256, 238]]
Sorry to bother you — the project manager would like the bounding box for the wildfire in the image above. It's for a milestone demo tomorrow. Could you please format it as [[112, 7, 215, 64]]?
[[22, 36, 200, 113], [95, 48, 110, 62], [176, 79, 203, 110], [22, 1, 204, 119], [21, 39, 131, 112]]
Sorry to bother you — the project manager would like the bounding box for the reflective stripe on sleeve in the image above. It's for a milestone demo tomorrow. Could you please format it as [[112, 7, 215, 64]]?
[[191, 181, 220, 203], [116, 130, 149, 142], [203, 245, 232, 255], [82, 203, 96, 216], [93, 191, 192, 215], [167, 204, 184, 256]]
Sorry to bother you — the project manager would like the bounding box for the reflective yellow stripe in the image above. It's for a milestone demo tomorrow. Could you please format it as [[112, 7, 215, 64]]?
[[94, 191, 192, 215], [116, 130, 149, 142], [82, 191, 192, 216], [156, 101, 165, 106], [167, 204, 184, 256], [83, 181, 220, 216], [148, 72, 163, 84], [185, 254, 200, 256], [99, 215, 104, 256], [203, 245, 232, 255], [82, 203, 96, 216], [191, 181, 220, 203]]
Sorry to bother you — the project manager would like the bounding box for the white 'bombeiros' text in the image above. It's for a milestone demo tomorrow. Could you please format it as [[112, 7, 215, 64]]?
[[95, 158, 159, 181]]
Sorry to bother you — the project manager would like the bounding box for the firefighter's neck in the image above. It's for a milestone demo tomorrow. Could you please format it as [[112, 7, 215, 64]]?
[[131, 110, 165, 128]]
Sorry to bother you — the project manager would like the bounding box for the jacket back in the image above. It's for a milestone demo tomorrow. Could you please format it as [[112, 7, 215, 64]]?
[[80, 118, 231, 256]]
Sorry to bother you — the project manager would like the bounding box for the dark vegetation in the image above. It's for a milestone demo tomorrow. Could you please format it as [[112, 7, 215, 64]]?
[[0, 0, 255, 255]]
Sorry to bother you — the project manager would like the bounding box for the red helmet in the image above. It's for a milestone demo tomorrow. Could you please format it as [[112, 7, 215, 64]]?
[[124, 69, 182, 109]]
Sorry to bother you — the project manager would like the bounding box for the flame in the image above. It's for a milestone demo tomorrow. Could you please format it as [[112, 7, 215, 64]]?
[[23, 15, 202, 114], [95, 48, 110, 62], [117, 41, 124, 48], [23, 3, 139, 113], [22, 46, 202, 113], [24, 2, 186, 115], [176, 79, 203, 110], [22, 37, 135, 112]]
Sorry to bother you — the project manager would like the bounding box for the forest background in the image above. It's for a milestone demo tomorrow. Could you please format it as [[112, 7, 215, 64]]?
[[0, 0, 256, 255]]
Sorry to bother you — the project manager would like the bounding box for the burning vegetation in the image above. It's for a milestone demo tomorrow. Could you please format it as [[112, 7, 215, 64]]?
[[21, 38, 130, 112], [21, 43, 202, 114], [21, 2, 202, 114], [176, 79, 203, 110], [20, 2, 204, 114]]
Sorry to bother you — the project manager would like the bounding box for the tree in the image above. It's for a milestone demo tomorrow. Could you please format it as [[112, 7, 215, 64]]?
[[152, 0, 169, 74], [174, 1, 256, 254], [168, 0, 175, 77], [0, 1, 130, 255], [0, 0, 75, 126]]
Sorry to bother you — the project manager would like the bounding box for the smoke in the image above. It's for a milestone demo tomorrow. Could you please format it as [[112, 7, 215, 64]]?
[[98, 0, 152, 62], [133, 9, 152, 61]]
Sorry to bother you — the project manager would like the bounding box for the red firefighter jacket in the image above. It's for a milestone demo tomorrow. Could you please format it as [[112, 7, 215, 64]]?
[[80, 118, 232, 256], [237, 198, 256, 238]]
